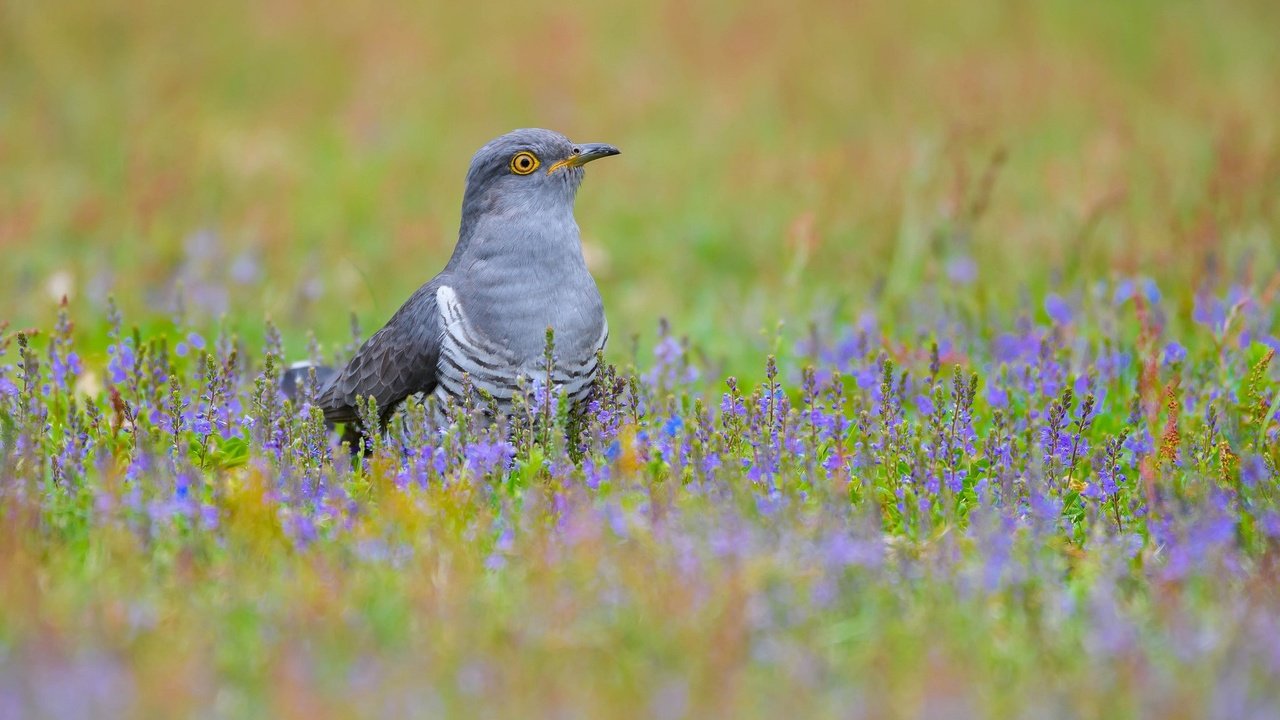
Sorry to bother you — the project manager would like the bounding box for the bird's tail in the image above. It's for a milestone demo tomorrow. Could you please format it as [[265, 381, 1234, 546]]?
[[280, 361, 338, 404]]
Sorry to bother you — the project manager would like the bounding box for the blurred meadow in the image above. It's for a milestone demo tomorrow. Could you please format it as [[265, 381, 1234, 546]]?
[[4, 0, 1277, 364], [3, 0, 1280, 718]]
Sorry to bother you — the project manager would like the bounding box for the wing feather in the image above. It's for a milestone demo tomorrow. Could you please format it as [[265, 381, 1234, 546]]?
[[316, 277, 445, 424]]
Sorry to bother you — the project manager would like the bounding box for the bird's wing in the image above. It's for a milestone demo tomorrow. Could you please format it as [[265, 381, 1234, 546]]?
[[316, 277, 445, 424]]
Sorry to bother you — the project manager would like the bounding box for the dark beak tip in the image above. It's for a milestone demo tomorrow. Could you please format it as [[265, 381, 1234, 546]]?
[[582, 143, 621, 159]]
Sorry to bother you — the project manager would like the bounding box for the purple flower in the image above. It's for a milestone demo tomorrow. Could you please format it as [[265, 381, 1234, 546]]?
[[1045, 294, 1073, 326], [823, 532, 882, 569], [1124, 429, 1154, 458], [946, 255, 977, 285], [1086, 457, 1122, 501], [1113, 279, 1136, 304], [107, 341, 137, 385], [583, 457, 609, 490], [484, 526, 514, 570], [986, 383, 1008, 408], [916, 393, 935, 416], [720, 392, 746, 418], [1261, 512, 1280, 540], [603, 503, 629, 538], [49, 351, 81, 389], [646, 333, 698, 385], [1193, 295, 1227, 333], [1163, 342, 1187, 366], [288, 514, 318, 546], [754, 490, 786, 517], [199, 504, 220, 530], [527, 377, 560, 417], [464, 439, 514, 475], [1240, 454, 1269, 488], [663, 415, 683, 438], [993, 333, 1036, 363], [230, 252, 261, 284], [701, 452, 722, 475], [654, 336, 681, 366], [1142, 279, 1162, 305]]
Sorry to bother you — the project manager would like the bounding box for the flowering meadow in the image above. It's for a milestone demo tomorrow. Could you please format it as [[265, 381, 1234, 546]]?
[[5, 0, 1280, 717], [2, 278, 1278, 717]]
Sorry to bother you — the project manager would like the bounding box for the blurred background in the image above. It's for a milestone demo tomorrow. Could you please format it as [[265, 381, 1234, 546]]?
[[2, 0, 1277, 371]]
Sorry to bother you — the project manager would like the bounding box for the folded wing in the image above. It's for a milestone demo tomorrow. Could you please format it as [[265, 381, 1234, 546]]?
[[316, 278, 445, 424]]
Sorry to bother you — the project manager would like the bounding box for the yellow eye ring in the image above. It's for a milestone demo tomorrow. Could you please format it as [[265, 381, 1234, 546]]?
[[509, 151, 540, 175]]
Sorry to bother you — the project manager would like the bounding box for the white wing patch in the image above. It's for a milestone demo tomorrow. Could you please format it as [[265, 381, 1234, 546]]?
[[435, 285, 465, 332]]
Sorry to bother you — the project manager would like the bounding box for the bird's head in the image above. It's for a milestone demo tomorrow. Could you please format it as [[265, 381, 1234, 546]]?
[[460, 128, 620, 220]]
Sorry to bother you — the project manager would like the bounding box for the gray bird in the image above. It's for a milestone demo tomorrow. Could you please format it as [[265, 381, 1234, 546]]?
[[283, 128, 619, 440]]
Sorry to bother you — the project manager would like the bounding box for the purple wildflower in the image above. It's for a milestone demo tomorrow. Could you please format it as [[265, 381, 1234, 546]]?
[[1045, 294, 1073, 326], [1163, 342, 1187, 366]]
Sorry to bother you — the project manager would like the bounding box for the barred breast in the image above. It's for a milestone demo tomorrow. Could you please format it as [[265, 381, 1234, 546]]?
[[432, 285, 607, 416]]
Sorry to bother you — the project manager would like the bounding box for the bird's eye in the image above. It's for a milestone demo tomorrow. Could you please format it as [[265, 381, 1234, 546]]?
[[509, 151, 540, 175]]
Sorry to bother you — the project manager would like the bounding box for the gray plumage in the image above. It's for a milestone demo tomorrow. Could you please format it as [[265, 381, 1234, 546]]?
[[283, 128, 619, 433]]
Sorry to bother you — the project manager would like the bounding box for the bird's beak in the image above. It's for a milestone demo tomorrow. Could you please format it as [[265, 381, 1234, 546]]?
[[547, 143, 621, 174]]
